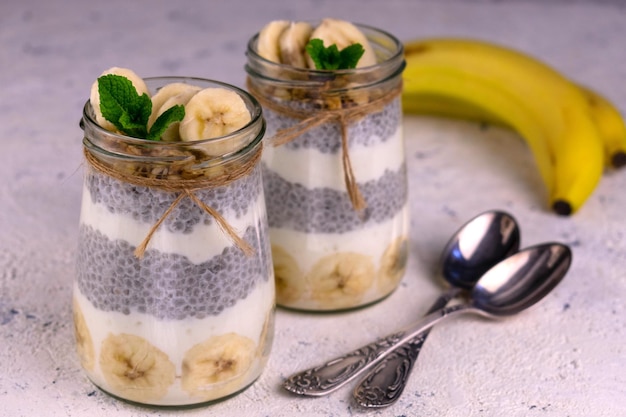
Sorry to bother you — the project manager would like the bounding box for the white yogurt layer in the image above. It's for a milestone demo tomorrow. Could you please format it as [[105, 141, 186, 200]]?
[[79, 186, 267, 264], [262, 126, 403, 190], [270, 203, 409, 274], [74, 278, 275, 406]]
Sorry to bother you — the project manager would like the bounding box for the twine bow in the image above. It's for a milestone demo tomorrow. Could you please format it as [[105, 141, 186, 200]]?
[[247, 79, 402, 213], [83, 146, 260, 259]]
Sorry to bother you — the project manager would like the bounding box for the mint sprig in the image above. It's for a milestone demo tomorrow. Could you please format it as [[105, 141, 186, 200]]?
[[147, 105, 186, 141], [305, 38, 365, 70], [97, 74, 185, 140]]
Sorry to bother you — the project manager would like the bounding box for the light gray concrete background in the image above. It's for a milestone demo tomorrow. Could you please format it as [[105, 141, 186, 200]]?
[[1, 0, 625, 416]]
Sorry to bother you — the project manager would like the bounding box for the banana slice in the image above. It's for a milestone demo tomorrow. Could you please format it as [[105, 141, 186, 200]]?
[[377, 237, 409, 295], [271, 245, 305, 305], [89, 67, 150, 132], [179, 87, 252, 155], [256, 309, 275, 359], [181, 333, 256, 400], [72, 298, 95, 371], [306, 18, 377, 69], [278, 21, 313, 68], [257, 20, 290, 63], [99, 333, 175, 403], [308, 252, 375, 309], [148, 82, 201, 141]]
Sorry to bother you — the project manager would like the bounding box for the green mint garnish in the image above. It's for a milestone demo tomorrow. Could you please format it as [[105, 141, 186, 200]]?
[[97, 74, 185, 140], [305, 38, 365, 70], [147, 105, 186, 141]]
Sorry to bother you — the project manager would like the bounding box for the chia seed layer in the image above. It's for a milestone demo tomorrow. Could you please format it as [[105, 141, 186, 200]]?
[[85, 164, 262, 234], [76, 222, 272, 320], [263, 98, 401, 154], [263, 163, 407, 234]]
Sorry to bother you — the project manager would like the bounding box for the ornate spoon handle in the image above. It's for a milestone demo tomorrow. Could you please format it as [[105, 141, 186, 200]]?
[[353, 331, 427, 407], [282, 330, 407, 396], [353, 288, 461, 407], [283, 288, 463, 397]]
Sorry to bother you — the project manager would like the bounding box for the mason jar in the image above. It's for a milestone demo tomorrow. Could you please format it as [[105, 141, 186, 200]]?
[[73, 77, 274, 406], [245, 23, 409, 311]]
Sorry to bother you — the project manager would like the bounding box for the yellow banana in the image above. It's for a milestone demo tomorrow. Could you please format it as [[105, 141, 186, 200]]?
[[402, 92, 505, 126], [402, 38, 605, 215], [402, 66, 555, 193], [404, 79, 626, 171], [579, 86, 626, 168]]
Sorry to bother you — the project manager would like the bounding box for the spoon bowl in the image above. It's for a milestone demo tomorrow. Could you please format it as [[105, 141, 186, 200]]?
[[472, 242, 571, 316], [388, 242, 573, 349], [441, 210, 520, 290]]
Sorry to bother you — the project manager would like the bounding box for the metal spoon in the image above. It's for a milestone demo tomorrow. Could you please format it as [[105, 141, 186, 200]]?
[[282, 210, 521, 397], [353, 210, 520, 407], [283, 242, 571, 398]]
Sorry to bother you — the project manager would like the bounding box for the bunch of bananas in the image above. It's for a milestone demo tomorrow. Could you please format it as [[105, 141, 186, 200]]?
[[401, 38, 626, 215]]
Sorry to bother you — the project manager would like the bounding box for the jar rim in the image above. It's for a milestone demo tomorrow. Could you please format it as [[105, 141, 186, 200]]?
[[81, 76, 265, 164], [245, 21, 404, 83]]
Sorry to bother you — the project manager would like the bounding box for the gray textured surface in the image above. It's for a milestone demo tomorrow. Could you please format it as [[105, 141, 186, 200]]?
[[1, 0, 625, 416]]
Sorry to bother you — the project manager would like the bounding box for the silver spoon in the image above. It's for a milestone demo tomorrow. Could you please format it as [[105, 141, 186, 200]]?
[[283, 242, 571, 398], [353, 210, 520, 407], [282, 210, 521, 397]]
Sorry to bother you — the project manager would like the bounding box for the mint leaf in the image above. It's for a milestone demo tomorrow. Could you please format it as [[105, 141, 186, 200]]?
[[131, 93, 152, 131], [321, 44, 341, 70], [305, 38, 365, 70], [97, 74, 191, 141], [339, 43, 365, 69], [118, 112, 149, 138], [97, 74, 151, 138], [147, 105, 185, 141], [305, 38, 326, 70]]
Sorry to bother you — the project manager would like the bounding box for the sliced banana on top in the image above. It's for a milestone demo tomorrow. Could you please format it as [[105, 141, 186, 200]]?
[[89, 67, 150, 132], [306, 18, 377, 69], [257, 20, 290, 63], [99, 332, 176, 403], [148, 82, 201, 141], [179, 87, 251, 147], [278, 21, 313, 68], [258, 18, 377, 69], [148, 82, 201, 127]]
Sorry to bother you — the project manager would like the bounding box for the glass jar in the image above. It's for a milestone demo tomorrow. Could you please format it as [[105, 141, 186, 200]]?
[[245, 23, 409, 311], [73, 77, 274, 406]]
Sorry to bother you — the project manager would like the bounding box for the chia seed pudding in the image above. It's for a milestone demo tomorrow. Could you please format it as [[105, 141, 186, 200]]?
[[74, 76, 274, 406], [246, 21, 409, 311]]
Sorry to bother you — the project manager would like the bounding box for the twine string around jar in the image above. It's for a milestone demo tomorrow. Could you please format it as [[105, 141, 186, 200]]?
[[247, 79, 402, 213], [83, 146, 260, 259]]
